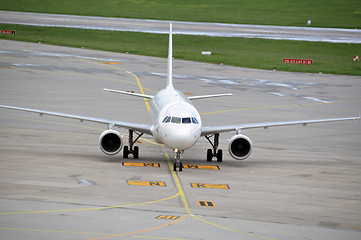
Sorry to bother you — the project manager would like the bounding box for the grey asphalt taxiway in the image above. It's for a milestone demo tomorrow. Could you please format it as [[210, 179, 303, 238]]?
[[1, 40, 361, 240]]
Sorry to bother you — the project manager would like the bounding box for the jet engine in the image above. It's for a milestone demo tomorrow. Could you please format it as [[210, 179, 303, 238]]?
[[228, 134, 252, 160], [99, 130, 123, 155]]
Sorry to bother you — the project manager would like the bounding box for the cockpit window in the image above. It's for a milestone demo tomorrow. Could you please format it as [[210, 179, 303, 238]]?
[[182, 117, 191, 124], [162, 116, 171, 123], [191, 117, 199, 124], [171, 117, 181, 124], [162, 116, 199, 124]]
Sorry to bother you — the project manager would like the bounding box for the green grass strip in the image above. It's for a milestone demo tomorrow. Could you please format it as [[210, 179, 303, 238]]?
[[1, 24, 360, 75], [1, 0, 360, 28]]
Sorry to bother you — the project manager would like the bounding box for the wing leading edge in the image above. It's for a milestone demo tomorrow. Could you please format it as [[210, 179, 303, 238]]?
[[188, 93, 233, 100], [103, 88, 153, 99], [201, 116, 360, 136], [0, 105, 152, 135]]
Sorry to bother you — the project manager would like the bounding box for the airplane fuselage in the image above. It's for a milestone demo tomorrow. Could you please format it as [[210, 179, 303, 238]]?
[[150, 86, 201, 151]]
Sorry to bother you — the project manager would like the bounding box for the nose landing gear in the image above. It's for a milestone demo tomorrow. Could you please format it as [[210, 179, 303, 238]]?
[[173, 149, 184, 171]]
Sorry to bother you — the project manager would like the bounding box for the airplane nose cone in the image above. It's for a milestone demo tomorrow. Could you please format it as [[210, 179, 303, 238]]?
[[164, 126, 200, 150]]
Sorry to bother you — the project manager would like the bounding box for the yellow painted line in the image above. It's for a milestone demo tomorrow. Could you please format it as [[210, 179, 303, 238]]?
[[191, 183, 229, 189], [4, 63, 182, 237], [198, 201, 216, 207], [0, 216, 188, 239], [96, 62, 151, 114], [191, 214, 279, 240], [162, 146, 192, 214], [0, 116, 159, 146], [1, 116, 105, 131], [201, 103, 311, 115], [126, 69, 151, 114], [0, 191, 180, 215], [128, 139, 144, 144], [123, 162, 160, 167], [133, 236, 187, 240], [155, 215, 180, 220], [88, 215, 187, 240], [144, 88, 158, 93], [127, 181, 166, 187], [201, 99, 361, 115], [183, 164, 219, 170], [100, 62, 121, 64], [161, 145, 279, 240], [0, 227, 112, 236]]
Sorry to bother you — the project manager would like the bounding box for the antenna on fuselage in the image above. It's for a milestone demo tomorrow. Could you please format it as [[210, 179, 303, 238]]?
[[167, 23, 174, 89]]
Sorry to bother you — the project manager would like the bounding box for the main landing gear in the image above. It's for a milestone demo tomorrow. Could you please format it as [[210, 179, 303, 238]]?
[[123, 129, 143, 159], [205, 133, 223, 162], [173, 149, 184, 172]]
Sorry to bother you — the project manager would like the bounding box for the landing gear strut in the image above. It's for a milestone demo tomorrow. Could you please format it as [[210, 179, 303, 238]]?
[[173, 149, 183, 171], [205, 133, 223, 162], [123, 129, 143, 159]]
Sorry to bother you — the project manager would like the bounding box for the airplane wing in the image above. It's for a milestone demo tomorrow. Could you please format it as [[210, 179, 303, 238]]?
[[0, 105, 152, 135], [103, 88, 154, 99], [201, 116, 360, 136], [188, 93, 233, 100]]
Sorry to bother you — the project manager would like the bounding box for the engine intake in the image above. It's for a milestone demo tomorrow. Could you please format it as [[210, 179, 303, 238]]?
[[228, 134, 252, 160], [99, 130, 123, 155]]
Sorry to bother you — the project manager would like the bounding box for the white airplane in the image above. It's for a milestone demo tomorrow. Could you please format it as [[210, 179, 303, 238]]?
[[1, 23, 360, 171]]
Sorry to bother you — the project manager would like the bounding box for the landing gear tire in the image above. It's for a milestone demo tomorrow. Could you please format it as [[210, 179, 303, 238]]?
[[205, 133, 222, 163], [133, 146, 139, 159], [123, 146, 129, 158], [207, 149, 213, 162], [173, 162, 183, 171], [123, 129, 143, 159], [216, 149, 223, 162]]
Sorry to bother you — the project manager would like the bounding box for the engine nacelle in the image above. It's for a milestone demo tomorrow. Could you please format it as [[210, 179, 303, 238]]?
[[99, 130, 123, 155], [228, 134, 252, 160]]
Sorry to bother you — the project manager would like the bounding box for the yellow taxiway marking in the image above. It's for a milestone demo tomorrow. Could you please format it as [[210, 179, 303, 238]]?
[[96, 62, 151, 113], [127, 181, 166, 187], [155, 215, 180, 220], [88, 215, 187, 240], [183, 164, 219, 170], [198, 201, 216, 207], [191, 183, 230, 189], [0, 60, 170, 217], [0, 116, 159, 146], [100, 62, 121, 64], [133, 236, 187, 240], [161, 145, 279, 240], [123, 162, 160, 167], [201, 99, 361, 115], [0, 215, 188, 239], [201, 103, 324, 115], [0, 227, 113, 236], [0, 190, 179, 215]]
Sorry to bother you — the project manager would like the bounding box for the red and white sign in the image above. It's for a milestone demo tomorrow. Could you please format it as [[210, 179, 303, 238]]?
[[283, 59, 313, 65], [354, 56, 359, 62], [1, 30, 16, 34]]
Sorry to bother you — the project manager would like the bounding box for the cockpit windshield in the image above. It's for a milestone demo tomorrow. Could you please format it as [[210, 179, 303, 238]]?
[[162, 116, 199, 124], [182, 117, 191, 124], [162, 116, 171, 123], [171, 117, 181, 124], [191, 117, 199, 124]]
